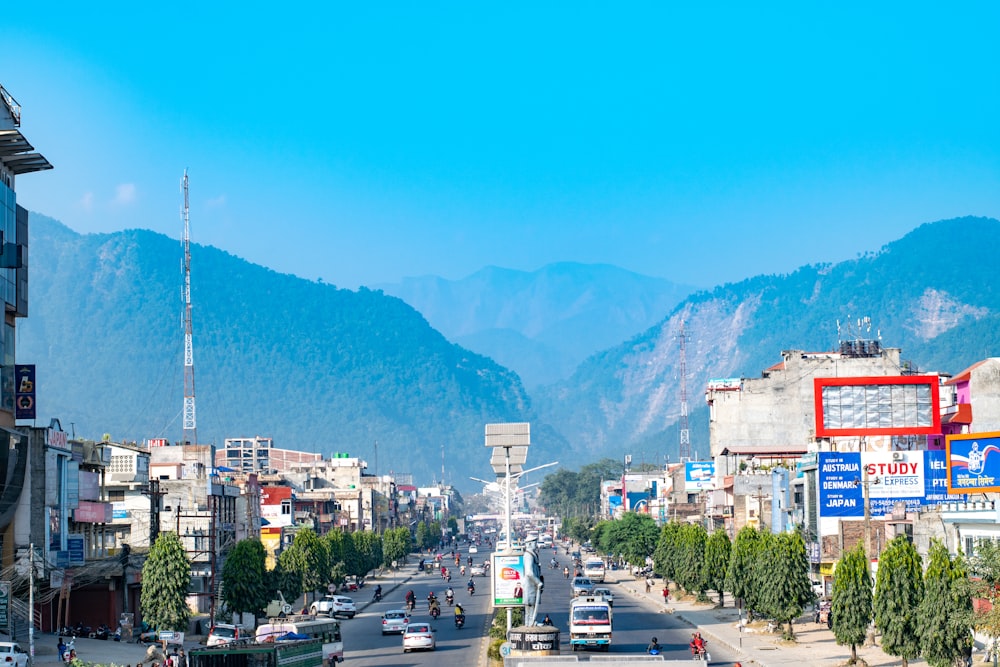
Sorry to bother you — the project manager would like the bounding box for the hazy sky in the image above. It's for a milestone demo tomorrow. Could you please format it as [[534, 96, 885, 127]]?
[[5, 4, 999, 289]]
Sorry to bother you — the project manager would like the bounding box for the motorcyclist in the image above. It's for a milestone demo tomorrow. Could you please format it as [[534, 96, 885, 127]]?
[[373, 584, 383, 601], [427, 591, 437, 607], [467, 579, 476, 593], [563, 566, 570, 579], [429, 596, 441, 617], [454, 602, 464, 617], [405, 590, 416, 611], [690, 632, 706, 657], [647, 636, 662, 655], [550, 557, 557, 568]]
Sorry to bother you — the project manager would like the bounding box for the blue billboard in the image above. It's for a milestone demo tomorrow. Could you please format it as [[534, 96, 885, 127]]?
[[818, 450, 961, 517], [947, 432, 1000, 494]]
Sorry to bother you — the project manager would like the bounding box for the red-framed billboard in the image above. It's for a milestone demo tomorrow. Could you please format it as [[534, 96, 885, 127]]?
[[814, 375, 940, 438]]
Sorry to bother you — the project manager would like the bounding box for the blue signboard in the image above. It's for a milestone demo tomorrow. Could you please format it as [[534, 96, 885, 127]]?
[[819, 450, 961, 518], [947, 432, 1000, 494], [67, 534, 85, 566], [685, 461, 716, 490]]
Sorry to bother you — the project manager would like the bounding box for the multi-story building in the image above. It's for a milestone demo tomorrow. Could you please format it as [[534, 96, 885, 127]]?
[[215, 436, 321, 473]]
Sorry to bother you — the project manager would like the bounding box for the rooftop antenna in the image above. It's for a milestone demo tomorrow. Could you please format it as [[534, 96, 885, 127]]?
[[181, 171, 197, 445]]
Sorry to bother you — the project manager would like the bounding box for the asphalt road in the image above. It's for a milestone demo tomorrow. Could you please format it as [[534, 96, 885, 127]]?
[[343, 547, 492, 666]]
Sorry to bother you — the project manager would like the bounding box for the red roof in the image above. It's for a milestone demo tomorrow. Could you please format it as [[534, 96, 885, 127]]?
[[946, 360, 989, 385], [942, 403, 973, 425]]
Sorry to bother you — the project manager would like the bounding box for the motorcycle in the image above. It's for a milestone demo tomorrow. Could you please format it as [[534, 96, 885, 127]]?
[[372, 589, 383, 603], [406, 598, 416, 613], [60, 638, 76, 663], [455, 613, 465, 629], [691, 640, 710, 662], [95, 624, 111, 640], [467, 583, 475, 595], [445, 593, 454, 606], [430, 605, 441, 620]]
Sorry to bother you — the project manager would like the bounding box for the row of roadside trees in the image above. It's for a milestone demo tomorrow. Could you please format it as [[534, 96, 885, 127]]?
[[580, 512, 994, 667], [140, 525, 416, 632]]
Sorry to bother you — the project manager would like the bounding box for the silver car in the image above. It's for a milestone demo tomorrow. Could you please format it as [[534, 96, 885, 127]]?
[[571, 576, 594, 596], [381, 609, 410, 634]]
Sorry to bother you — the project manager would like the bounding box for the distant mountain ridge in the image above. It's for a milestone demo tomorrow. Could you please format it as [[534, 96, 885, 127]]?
[[533, 216, 1000, 464], [17, 213, 1000, 489], [376, 264, 696, 387]]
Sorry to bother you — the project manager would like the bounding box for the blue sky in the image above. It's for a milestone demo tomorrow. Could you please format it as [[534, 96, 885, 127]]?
[[5, 4, 1000, 289]]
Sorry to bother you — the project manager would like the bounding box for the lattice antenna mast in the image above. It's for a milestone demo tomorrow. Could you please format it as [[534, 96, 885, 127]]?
[[678, 319, 691, 461], [181, 171, 197, 445]]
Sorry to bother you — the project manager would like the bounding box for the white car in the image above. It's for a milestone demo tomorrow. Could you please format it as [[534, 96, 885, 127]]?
[[207, 623, 245, 646], [311, 594, 357, 618], [381, 609, 411, 634], [468, 545, 478, 554], [592, 586, 614, 606], [470, 563, 487, 577], [0, 642, 28, 667], [402, 622, 436, 652]]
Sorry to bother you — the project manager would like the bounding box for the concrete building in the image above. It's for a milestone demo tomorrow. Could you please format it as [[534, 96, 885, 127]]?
[[215, 436, 322, 473]]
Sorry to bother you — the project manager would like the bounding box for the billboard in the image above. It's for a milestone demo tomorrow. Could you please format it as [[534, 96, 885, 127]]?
[[946, 432, 1000, 494], [14, 364, 35, 420], [814, 375, 940, 437], [685, 461, 716, 491], [818, 450, 961, 517], [492, 553, 526, 607]]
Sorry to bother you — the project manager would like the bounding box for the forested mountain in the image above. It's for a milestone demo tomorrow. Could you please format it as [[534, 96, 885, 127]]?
[[17, 214, 569, 487], [17, 214, 1000, 489], [376, 264, 696, 388], [533, 216, 1000, 464]]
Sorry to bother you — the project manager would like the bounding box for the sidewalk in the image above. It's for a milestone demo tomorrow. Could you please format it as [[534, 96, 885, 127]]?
[[610, 570, 934, 667]]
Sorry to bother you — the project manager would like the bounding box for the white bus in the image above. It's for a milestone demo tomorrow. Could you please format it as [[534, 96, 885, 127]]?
[[256, 616, 344, 664]]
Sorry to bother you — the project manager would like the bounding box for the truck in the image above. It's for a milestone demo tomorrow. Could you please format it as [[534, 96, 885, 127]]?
[[583, 558, 606, 583], [569, 595, 613, 651], [188, 638, 323, 667]]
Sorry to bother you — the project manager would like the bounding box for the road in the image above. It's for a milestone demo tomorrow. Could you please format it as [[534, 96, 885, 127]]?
[[344, 547, 492, 665], [347, 544, 745, 665]]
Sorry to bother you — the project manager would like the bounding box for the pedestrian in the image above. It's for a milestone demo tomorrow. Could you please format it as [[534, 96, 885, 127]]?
[[662, 585, 670, 604], [645, 577, 653, 593]]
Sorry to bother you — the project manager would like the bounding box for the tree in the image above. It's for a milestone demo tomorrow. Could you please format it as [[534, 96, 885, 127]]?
[[221, 538, 268, 618], [756, 531, 813, 638], [918, 539, 973, 667], [352, 530, 384, 575], [873, 535, 923, 667], [280, 527, 329, 603], [971, 538, 1000, 659], [675, 523, 708, 595], [703, 528, 732, 607], [727, 525, 762, 616], [654, 521, 683, 583], [606, 513, 660, 567], [415, 522, 429, 550], [592, 520, 614, 556], [267, 557, 302, 605], [383, 527, 412, 567], [140, 532, 191, 632], [831, 543, 872, 664]]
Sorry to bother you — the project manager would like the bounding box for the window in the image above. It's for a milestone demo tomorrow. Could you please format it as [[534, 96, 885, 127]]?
[[108, 489, 126, 502]]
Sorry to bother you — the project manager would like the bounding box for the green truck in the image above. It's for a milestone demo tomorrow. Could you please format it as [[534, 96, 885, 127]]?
[[188, 638, 324, 667]]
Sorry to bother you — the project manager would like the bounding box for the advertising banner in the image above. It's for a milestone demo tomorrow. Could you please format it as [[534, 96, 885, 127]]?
[[685, 461, 716, 491], [14, 364, 35, 420], [818, 450, 960, 517], [946, 432, 1000, 494], [492, 553, 526, 607]]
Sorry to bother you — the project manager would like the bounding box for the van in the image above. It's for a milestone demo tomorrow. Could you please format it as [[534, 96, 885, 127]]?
[[206, 623, 243, 647], [584, 558, 606, 583]]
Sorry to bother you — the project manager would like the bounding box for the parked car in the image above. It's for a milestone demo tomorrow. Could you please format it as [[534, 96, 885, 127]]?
[[571, 576, 594, 597], [207, 623, 244, 646], [311, 594, 358, 618], [402, 622, 436, 652], [470, 563, 487, 577], [592, 586, 615, 606], [0, 642, 28, 667], [381, 609, 410, 635]]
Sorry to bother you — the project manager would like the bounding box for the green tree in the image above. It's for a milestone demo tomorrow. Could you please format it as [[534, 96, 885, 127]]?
[[140, 532, 191, 632], [971, 538, 1000, 659], [383, 527, 412, 568], [447, 517, 459, 536], [676, 523, 708, 595], [606, 513, 660, 567], [428, 521, 443, 548], [415, 522, 429, 550], [322, 530, 349, 588], [873, 535, 923, 667], [280, 527, 329, 603], [831, 543, 872, 664], [703, 528, 732, 607], [727, 525, 762, 616], [756, 531, 813, 638], [221, 538, 268, 618], [274, 550, 304, 604], [918, 539, 973, 667], [352, 530, 384, 575], [591, 520, 613, 555], [654, 521, 683, 583]]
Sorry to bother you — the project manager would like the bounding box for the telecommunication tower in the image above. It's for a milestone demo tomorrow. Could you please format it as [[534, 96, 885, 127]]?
[[677, 319, 691, 461], [181, 171, 197, 445]]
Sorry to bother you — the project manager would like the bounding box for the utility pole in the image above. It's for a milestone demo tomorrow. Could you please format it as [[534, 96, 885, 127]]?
[[142, 480, 166, 544]]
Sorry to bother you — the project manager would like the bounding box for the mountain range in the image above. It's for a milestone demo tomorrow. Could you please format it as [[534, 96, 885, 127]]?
[[16, 214, 1000, 491]]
